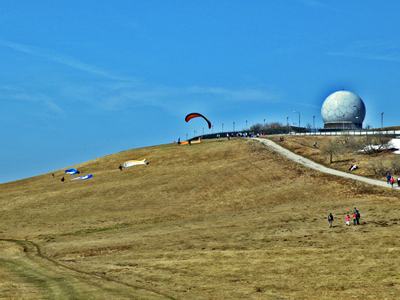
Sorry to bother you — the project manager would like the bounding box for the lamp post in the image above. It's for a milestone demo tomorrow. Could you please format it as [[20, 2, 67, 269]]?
[[286, 116, 289, 134], [245, 120, 248, 129], [233, 121, 235, 132], [381, 112, 384, 130], [312, 115, 315, 133], [355, 116, 359, 135], [293, 111, 301, 129], [342, 114, 345, 133], [222, 123, 224, 133]]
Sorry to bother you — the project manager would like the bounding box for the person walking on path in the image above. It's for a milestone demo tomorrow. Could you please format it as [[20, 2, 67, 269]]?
[[328, 213, 334, 228], [397, 177, 400, 187], [345, 214, 351, 226], [390, 176, 395, 188], [386, 172, 392, 185]]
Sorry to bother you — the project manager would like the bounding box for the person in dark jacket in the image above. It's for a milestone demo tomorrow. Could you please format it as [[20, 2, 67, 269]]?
[[386, 172, 392, 184], [328, 213, 334, 228], [354, 207, 361, 225]]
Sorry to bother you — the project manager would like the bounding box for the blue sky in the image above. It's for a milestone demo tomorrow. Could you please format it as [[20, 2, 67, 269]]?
[[1, 0, 400, 182]]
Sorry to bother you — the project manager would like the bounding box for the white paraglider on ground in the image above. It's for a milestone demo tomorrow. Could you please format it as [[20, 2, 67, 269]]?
[[121, 159, 149, 169]]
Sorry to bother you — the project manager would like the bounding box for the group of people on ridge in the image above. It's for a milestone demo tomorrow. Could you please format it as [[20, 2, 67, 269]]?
[[328, 207, 361, 228]]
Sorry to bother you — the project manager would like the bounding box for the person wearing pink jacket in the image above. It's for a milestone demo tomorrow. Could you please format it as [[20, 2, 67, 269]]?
[[345, 214, 351, 226]]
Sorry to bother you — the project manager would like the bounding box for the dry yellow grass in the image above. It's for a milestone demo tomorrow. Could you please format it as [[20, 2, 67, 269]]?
[[1, 139, 400, 299]]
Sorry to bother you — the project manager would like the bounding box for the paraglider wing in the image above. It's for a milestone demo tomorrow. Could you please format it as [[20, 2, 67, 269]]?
[[71, 174, 93, 181], [65, 168, 79, 175], [122, 159, 149, 168], [185, 113, 212, 129]]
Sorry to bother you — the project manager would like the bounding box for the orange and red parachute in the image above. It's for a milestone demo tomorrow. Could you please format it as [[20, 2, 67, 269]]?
[[185, 113, 212, 129]]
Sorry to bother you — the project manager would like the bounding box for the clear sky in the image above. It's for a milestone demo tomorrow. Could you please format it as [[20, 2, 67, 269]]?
[[1, 0, 399, 183]]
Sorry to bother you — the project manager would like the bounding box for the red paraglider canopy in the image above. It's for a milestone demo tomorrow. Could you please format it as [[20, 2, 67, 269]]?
[[185, 113, 212, 129]]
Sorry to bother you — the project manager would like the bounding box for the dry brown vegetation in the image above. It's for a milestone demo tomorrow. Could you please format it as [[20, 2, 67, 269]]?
[[270, 135, 400, 180], [1, 139, 400, 299]]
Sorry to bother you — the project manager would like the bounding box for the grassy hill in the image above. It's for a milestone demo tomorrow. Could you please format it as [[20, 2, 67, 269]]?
[[1, 139, 400, 299]]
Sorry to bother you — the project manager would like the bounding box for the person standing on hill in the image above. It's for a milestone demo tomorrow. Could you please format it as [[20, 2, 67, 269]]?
[[345, 214, 351, 226], [354, 207, 361, 225], [328, 213, 334, 228], [352, 211, 358, 225]]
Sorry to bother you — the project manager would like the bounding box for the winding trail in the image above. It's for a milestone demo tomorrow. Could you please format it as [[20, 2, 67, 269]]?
[[0, 238, 175, 299], [254, 138, 397, 190]]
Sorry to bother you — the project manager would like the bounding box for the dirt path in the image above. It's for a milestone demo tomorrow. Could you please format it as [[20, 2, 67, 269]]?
[[0, 238, 174, 299], [254, 138, 397, 190]]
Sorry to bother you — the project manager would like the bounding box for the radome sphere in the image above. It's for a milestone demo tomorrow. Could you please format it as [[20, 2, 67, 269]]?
[[321, 90, 366, 129]]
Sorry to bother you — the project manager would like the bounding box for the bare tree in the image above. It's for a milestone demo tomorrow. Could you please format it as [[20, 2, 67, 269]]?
[[321, 140, 344, 164]]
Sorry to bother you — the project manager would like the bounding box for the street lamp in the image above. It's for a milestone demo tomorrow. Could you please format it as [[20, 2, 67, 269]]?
[[233, 121, 235, 132], [286, 116, 289, 134], [342, 114, 345, 132], [312, 115, 315, 133], [293, 111, 301, 128], [245, 120, 248, 129], [381, 112, 384, 129], [222, 123, 224, 133], [355, 116, 359, 135]]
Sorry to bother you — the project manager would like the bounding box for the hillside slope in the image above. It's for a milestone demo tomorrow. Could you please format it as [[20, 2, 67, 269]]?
[[1, 139, 400, 299]]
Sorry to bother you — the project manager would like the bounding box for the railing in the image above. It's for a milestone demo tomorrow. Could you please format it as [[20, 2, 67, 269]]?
[[289, 130, 400, 136], [189, 129, 400, 141]]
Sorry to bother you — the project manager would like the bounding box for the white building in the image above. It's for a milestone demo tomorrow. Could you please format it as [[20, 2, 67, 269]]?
[[321, 90, 366, 130]]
